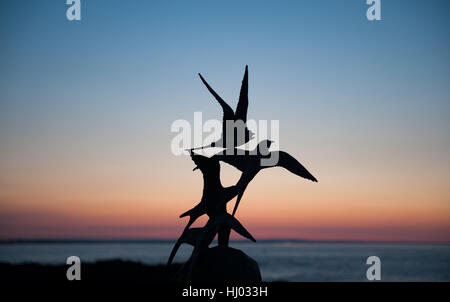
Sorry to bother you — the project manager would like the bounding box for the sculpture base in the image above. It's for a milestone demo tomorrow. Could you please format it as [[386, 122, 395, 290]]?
[[176, 246, 262, 282]]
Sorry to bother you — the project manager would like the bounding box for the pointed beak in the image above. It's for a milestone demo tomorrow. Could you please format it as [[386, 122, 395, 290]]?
[[193, 166, 199, 171]]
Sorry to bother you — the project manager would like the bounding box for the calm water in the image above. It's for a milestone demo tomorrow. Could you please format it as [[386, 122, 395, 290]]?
[[1, 242, 449, 281]]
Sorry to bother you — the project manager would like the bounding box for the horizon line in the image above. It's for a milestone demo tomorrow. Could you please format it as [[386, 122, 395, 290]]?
[[1, 238, 449, 245]]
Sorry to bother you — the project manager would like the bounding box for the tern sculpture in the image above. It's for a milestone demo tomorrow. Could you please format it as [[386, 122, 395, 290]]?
[[167, 66, 317, 281], [191, 65, 253, 150]]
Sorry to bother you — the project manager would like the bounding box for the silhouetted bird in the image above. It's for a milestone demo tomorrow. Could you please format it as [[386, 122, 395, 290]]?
[[178, 151, 242, 230], [191, 65, 254, 150], [213, 140, 318, 216]]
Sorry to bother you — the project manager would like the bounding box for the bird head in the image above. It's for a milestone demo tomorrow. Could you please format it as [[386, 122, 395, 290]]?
[[257, 139, 273, 155]]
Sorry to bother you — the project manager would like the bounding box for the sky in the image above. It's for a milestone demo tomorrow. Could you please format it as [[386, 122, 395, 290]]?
[[0, 0, 449, 242]]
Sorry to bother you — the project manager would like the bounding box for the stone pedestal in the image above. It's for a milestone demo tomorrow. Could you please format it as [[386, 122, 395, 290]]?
[[176, 246, 262, 282]]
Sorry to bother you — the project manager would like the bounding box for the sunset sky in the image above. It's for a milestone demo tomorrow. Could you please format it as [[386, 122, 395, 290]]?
[[0, 0, 449, 242]]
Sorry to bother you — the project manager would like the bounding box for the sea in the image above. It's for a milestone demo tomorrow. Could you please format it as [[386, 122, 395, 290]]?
[[1, 241, 449, 281]]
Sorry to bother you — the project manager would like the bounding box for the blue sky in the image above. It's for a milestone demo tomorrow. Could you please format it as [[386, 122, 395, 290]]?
[[0, 0, 449, 240], [1, 0, 449, 172], [1, 0, 449, 140]]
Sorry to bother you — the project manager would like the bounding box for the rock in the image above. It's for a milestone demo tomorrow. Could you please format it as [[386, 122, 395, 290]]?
[[177, 246, 262, 282]]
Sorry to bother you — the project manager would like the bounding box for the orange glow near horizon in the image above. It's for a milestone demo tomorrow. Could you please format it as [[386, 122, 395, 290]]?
[[1, 155, 449, 242]]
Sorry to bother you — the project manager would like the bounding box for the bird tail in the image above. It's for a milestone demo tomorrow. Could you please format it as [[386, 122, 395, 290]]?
[[216, 213, 256, 242], [229, 215, 256, 242]]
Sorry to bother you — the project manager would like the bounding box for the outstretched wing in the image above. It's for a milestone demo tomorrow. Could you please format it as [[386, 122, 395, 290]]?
[[167, 236, 183, 266], [234, 65, 248, 122], [198, 73, 235, 123], [167, 227, 204, 265], [179, 203, 204, 223], [275, 151, 318, 182]]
